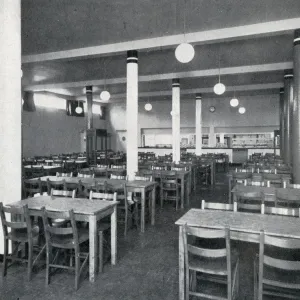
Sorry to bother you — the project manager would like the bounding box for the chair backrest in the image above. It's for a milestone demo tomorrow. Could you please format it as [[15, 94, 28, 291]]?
[[246, 180, 265, 187], [77, 173, 94, 178], [56, 172, 73, 177], [0, 203, 32, 239], [261, 203, 300, 217], [89, 191, 117, 201], [110, 165, 125, 169], [182, 224, 232, 298], [50, 188, 76, 198], [258, 230, 300, 296], [284, 183, 300, 189], [201, 200, 236, 211], [275, 189, 300, 206], [34, 192, 48, 197], [42, 207, 79, 250], [235, 190, 263, 212], [47, 178, 66, 194], [134, 175, 152, 182], [96, 164, 108, 169], [23, 178, 42, 198], [151, 165, 167, 170], [110, 173, 128, 180]]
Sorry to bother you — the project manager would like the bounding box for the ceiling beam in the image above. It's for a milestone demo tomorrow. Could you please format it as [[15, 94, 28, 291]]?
[[22, 18, 300, 63], [23, 62, 291, 91], [75, 83, 283, 102]]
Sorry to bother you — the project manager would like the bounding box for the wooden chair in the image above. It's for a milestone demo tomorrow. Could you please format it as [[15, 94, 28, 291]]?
[[78, 180, 97, 198], [77, 172, 94, 178], [41, 207, 89, 290], [161, 173, 180, 210], [201, 200, 236, 212], [110, 173, 128, 180], [261, 203, 300, 217], [23, 178, 42, 198], [0, 203, 45, 280], [31, 166, 45, 178], [263, 173, 283, 188], [182, 224, 239, 300], [275, 189, 300, 208], [235, 190, 263, 212], [46, 178, 66, 195], [56, 172, 73, 177], [254, 231, 300, 299], [50, 188, 76, 198]]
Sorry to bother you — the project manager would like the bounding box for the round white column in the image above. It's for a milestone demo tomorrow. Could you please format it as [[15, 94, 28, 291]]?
[[172, 79, 180, 163], [126, 50, 138, 181], [195, 94, 202, 156], [0, 0, 22, 254]]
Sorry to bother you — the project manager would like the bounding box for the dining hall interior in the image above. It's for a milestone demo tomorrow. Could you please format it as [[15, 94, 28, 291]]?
[[1, 0, 300, 299]]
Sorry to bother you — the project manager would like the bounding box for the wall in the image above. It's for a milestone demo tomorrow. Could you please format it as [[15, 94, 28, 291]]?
[[107, 94, 279, 150], [22, 106, 107, 157]]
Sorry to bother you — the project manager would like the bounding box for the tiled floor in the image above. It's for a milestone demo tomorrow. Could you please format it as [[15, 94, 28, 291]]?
[[0, 172, 262, 300]]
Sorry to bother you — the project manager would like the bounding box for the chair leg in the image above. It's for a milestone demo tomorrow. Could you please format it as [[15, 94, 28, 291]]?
[[124, 208, 128, 236], [2, 239, 8, 277], [74, 251, 80, 291], [134, 202, 139, 229], [99, 231, 103, 273], [27, 241, 33, 281], [45, 246, 51, 285], [160, 188, 164, 208]]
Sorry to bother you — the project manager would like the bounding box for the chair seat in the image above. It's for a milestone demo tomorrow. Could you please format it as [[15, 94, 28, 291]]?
[[51, 228, 89, 248], [8, 225, 39, 242], [189, 252, 238, 276]]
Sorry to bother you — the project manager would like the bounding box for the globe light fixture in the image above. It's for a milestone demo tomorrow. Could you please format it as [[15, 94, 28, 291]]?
[[239, 107, 246, 114], [214, 82, 226, 95], [175, 43, 195, 63], [144, 103, 152, 111], [75, 101, 83, 114], [100, 90, 110, 101], [230, 97, 239, 107]]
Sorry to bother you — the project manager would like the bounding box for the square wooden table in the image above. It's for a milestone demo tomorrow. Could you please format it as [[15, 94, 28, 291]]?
[[175, 208, 300, 300], [9, 195, 118, 283], [24, 165, 61, 175], [35, 176, 157, 233]]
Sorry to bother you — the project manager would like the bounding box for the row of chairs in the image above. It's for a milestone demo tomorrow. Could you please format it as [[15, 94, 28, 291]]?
[[183, 201, 300, 299]]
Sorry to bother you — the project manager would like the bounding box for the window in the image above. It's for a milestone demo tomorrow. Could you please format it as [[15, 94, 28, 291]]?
[[34, 93, 65, 110]]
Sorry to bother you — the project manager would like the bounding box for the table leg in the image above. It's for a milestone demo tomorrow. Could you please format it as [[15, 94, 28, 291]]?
[[187, 175, 191, 207], [179, 226, 185, 300], [151, 186, 156, 226], [89, 215, 97, 282], [193, 168, 196, 191], [111, 205, 117, 265], [181, 176, 185, 209], [141, 189, 146, 233], [228, 178, 232, 204]]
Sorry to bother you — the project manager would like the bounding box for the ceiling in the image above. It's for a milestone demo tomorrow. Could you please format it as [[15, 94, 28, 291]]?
[[21, 0, 300, 103]]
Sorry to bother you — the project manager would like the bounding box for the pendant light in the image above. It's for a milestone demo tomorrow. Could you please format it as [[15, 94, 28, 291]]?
[[144, 82, 152, 111], [230, 91, 239, 107], [239, 107, 246, 114], [75, 100, 83, 114], [214, 53, 226, 95], [175, 0, 194, 63], [100, 58, 111, 101]]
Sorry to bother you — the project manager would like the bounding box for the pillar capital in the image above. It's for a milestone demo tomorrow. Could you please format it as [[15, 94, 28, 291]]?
[[195, 93, 202, 99], [85, 86, 93, 93], [279, 88, 284, 94], [127, 50, 138, 63], [284, 69, 293, 78], [294, 29, 300, 45], [172, 78, 180, 87]]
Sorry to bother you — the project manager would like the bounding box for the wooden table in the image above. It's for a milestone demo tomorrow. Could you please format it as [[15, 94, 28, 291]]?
[[228, 171, 292, 203], [231, 184, 300, 204], [34, 176, 157, 233], [24, 165, 61, 175], [9, 196, 118, 283], [150, 170, 191, 208], [175, 208, 300, 300], [81, 167, 126, 176]]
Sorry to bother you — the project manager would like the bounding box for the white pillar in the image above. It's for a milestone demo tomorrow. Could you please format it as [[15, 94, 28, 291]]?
[[172, 79, 180, 163], [208, 126, 215, 147], [126, 51, 138, 181], [0, 0, 22, 254], [195, 94, 202, 156], [219, 133, 225, 144]]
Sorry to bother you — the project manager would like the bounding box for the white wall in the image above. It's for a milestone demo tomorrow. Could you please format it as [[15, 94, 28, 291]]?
[[107, 94, 279, 150], [22, 106, 107, 157]]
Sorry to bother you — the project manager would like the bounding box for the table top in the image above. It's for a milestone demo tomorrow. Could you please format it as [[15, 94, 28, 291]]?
[[24, 165, 60, 170], [175, 209, 300, 239], [150, 170, 190, 176], [34, 176, 156, 189], [228, 171, 291, 178], [231, 185, 300, 198], [9, 196, 117, 216]]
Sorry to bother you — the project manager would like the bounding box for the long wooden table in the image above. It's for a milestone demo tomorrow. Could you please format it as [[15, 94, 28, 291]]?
[[175, 208, 300, 300], [34, 176, 157, 233], [24, 165, 61, 176], [231, 184, 300, 204], [9, 196, 117, 283]]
